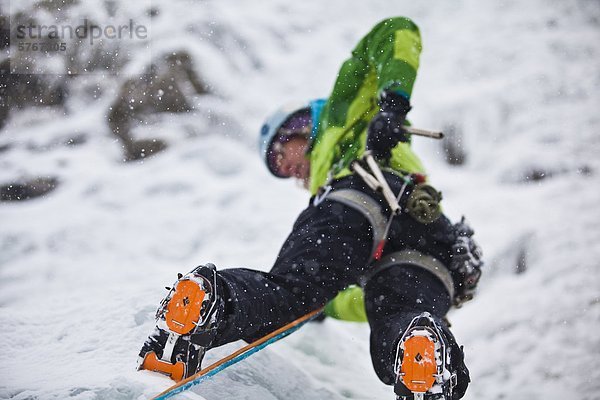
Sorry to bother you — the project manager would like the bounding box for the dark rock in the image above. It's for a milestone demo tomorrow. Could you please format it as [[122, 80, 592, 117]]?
[[35, 0, 78, 12], [522, 168, 552, 182], [0, 177, 59, 202], [0, 13, 9, 49], [148, 7, 160, 17], [0, 59, 67, 129], [64, 134, 87, 147], [576, 165, 593, 176], [441, 123, 467, 166], [127, 139, 168, 161], [107, 51, 209, 161], [515, 245, 527, 274]]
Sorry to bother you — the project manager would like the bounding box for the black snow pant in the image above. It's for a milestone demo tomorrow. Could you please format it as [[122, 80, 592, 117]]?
[[211, 172, 460, 386]]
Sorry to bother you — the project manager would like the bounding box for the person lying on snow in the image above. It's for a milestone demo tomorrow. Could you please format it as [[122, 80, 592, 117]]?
[[139, 16, 483, 400]]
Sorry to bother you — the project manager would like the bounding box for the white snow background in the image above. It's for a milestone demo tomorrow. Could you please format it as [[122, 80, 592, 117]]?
[[1, 0, 599, 399]]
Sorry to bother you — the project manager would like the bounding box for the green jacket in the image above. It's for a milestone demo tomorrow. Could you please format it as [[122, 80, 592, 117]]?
[[309, 17, 425, 322], [309, 17, 426, 196]]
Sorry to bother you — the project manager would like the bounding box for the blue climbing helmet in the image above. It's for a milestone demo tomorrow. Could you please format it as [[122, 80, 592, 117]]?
[[258, 99, 326, 178]]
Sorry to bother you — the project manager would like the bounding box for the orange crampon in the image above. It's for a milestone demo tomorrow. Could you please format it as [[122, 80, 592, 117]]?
[[399, 333, 438, 393], [139, 264, 219, 382]]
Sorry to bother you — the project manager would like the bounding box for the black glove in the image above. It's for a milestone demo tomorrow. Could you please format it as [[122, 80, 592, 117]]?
[[449, 217, 484, 306], [366, 90, 412, 162]]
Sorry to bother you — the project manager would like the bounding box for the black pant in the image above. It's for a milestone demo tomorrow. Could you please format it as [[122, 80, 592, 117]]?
[[211, 173, 456, 385]]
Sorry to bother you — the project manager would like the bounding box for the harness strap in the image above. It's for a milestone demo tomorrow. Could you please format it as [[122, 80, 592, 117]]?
[[324, 189, 455, 302], [368, 250, 455, 300], [325, 189, 388, 257]]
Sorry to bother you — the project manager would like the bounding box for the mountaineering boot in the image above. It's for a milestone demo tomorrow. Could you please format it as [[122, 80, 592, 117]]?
[[138, 264, 222, 381], [394, 312, 469, 400]]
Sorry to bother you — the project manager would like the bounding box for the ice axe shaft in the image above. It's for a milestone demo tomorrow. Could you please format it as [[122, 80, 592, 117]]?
[[151, 308, 324, 399], [404, 126, 444, 140]]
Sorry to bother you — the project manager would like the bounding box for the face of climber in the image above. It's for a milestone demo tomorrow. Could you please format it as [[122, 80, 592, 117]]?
[[272, 135, 310, 183]]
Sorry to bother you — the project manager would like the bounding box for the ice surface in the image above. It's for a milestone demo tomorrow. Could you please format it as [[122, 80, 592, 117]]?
[[1, 0, 599, 399]]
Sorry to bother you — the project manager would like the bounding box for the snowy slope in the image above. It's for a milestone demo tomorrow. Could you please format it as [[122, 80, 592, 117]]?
[[1, 0, 599, 399]]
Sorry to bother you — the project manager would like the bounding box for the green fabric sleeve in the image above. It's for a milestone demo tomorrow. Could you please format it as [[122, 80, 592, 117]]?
[[324, 286, 368, 322], [308, 17, 424, 194], [365, 17, 422, 98]]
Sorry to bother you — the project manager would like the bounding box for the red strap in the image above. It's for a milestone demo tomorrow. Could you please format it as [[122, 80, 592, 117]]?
[[411, 173, 427, 184], [373, 240, 387, 261]]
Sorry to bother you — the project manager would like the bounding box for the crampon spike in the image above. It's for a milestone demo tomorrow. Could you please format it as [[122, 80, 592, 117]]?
[[141, 351, 186, 382], [165, 279, 206, 335], [400, 334, 437, 393]]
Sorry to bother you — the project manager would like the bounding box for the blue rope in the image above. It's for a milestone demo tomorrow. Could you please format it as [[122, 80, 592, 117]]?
[[154, 317, 314, 400]]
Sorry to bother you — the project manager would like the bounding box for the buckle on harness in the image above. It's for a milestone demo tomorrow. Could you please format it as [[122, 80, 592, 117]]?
[[350, 151, 403, 215]]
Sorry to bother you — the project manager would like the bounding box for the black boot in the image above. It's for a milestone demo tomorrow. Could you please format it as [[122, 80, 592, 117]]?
[[394, 312, 470, 400], [138, 264, 223, 381]]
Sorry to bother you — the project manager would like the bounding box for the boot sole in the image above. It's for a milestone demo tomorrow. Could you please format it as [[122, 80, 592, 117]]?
[[165, 279, 207, 335], [399, 332, 438, 394], [140, 273, 212, 381]]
